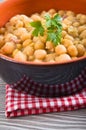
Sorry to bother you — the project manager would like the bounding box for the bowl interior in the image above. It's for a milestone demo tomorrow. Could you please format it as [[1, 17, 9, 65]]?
[[0, 0, 86, 65]]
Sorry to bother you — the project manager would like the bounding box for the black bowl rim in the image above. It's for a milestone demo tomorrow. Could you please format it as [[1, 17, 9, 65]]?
[[0, 53, 86, 66]]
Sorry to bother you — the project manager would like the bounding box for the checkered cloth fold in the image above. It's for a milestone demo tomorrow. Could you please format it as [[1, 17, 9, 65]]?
[[5, 68, 86, 118], [6, 85, 86, 118], [10, 68, 86, 97]]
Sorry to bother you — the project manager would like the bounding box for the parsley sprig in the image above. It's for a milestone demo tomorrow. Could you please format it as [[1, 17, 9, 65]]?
[[45, 14, 62, 45], [30, 21, 44, 36], [30, 14, 62, 46]]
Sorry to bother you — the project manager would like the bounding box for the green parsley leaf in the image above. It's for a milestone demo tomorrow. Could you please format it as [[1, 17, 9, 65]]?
[[30, 14, 62, 46], [54, 14, 62, 23], [45, 14, 62, 45], [30, 21, 44, 36]]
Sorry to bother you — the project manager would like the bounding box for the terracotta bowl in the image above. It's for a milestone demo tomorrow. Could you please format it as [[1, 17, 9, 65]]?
[[0, 0, 86, 96]]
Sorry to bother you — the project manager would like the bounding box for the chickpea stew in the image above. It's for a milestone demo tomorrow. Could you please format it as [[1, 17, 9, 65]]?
[[0, 9, 86, 63]]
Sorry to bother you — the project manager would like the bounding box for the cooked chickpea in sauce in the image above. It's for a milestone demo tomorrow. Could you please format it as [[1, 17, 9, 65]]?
[[0, 9, 86, 63]]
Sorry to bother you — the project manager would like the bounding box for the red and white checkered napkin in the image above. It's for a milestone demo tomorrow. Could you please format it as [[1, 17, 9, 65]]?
[[6, 85, 86, 118], [5, 68, 86, 118]]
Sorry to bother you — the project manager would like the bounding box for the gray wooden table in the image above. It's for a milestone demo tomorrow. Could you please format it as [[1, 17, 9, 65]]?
[[0, 77, 86, 130]]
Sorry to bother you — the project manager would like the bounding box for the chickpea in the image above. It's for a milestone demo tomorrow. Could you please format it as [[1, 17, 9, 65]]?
[[15, 20, 24, 28], [4, 33, 20, 43], [22, 39, 32, 48], [79, 15, 86, 25], [4, 33, 14, 42], [34, 49, 47, 60], [76, 44, 85, 57], [28, 55, 34, 61], [20, 15, 33, 23], [5, 22, 12, 29], [67, 45, 78, 57], [55, 54, 71, 63], [29, 42, 34, 47], [31, 14, 41, 21], [44, 53, 56, 62], [74, 40, 80, 45], [63, 19, 72, 26], [73, 22, 80, 27], [39, 34, 47, 43], [6, 26, 15, 33], [78, 25, 86, 34], [26, 26, 34, 32], [33, 59, 43, 63], [0, 35, 4, 48], [66, 11, 75, 16], [76, 14, 82, 20], [72, 57, 78, 60], [72, 28, 78, 38], [0, 27, 5, 34], [13, 51, 27, 62], [80, 30, 86, 39], [1, 42, 15, 54], [10, 15, 20, 26], [48, 9, 56, 16], [62, 39, 73, 48], [33, 37, 40, 43], [68, 26, 78, 37], [81, 39, 86, 48], [23, 46, 34, 56], [12, 49, 19, 57], [46, 41, 54, 52], [55, 45, 67, 55], [66, 16, 74, 21], [20, 15, 33, 28], [47, 60, 55, 63], [20, 32, 32, 41], [16, 44, 22, 50], [67, 26, 74, 34], [34, 40, 44, 50], [58, 10, 65, 16], [62, 23, 68, 30], [64, 35, 74, 41], [13, 27, 27, 37], [41, 11, 47, 18], [62, 31, 67, 37], [84, 52, 86, 56]]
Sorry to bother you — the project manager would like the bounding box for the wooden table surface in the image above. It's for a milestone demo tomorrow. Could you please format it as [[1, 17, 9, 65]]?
[[0, 77, 86, 130]]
